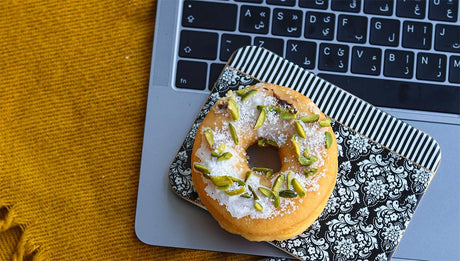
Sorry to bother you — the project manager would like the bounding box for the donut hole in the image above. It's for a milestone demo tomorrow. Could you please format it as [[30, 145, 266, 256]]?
[[246, 143, 281, 173]]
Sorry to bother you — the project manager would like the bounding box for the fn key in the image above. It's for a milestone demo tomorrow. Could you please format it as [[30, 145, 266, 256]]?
[[176, 60, 207, 90]]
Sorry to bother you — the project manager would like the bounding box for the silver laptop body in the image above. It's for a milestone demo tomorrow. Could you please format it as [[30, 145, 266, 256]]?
[[135, 1, 460, 260]]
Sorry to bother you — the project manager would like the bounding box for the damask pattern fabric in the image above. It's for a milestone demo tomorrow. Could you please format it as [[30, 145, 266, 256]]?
[[170, 65, 433, 260]]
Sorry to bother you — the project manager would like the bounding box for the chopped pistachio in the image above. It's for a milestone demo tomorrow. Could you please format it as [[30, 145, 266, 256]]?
[[279, 190, 297, 198], [272, 174, 285, 192], [286, 171, 292, 190], [210, 176, 233, 187], [256, 138, 267, 147], [273, 191, 280, 208], [217, 185, 231, 191], [248, 185, 259, 200], [298, 156, 308, 165], [193, 163, 210, 175], [277, 104, 297, 114], [310, 155, 318, 162], [266, 106, 280, 113], [254, 201, 263, 212], [252, 167, 268, 172], [239, 89, 258, 101], [227, 98, 239, 121], [228, 122, 239, 145], [257, 138, 280, 148], [235, 88, 247, 96], [298, 155, 318, 166], [258, 187, 273, 198], [266, 169, 274, 178], [225, 186, 245, 196], [303, 148, 310, 158], [217, 152, 233, 161], [319, 118, 331, 127], [325, 131, 333, 149], [292, 178, 306, 197], [254, 106, 267, 129], [244, 170, 253, 182], [291, 135, 301, 157], [304, 168, 318, 177], [211, 144, 225, 157], [294, 121, 307, 139], [256, 105, 266, 111], [240, 192, 252, 198], [280, 111, 297, 119], [299, 114, 319, 123], [252, 167, 273, 177], [204, 129, 213, 147], [228, 176, 245, 186]]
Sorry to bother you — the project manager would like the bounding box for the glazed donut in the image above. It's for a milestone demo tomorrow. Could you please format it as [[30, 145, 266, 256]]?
[[191, 83, 338, 241]]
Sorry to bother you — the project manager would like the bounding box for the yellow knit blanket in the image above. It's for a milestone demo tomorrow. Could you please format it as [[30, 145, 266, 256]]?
[[0, 1, 260, 260]]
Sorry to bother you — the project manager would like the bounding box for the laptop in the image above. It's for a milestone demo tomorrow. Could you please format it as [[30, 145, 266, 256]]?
[[135, 1, 460, 260]]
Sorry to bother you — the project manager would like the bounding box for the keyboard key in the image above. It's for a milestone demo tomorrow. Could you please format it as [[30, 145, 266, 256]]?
[[416, 53, 447, 81], [220, 34, 251, 61], [239, 5, 270, 34], [449, 56, 460, 83], [254, 37, 284, 56], [318, 43, 349, 72], [351, 46, 382, 75], [182, 1, 237, 31], [267, 0, 295, 6], [286, 40, 317, 70], [331, 0, 361, 12], [272, 8, 303, 37], [299, 0, 328, 9], [319, 73, 460, 114], [337, 15, 367, 43], [364, 0, 394, 15], [304, 12, 335, 40], [179, 30, 218, 60], [384, 50, 414, 78], [435, 24, 460, 53], [428, 0, 458, 22], [235, 0, 263, 2], [209, 63, 226, 90], [176, 60, 207, 90], [370, 18, 400, 47], [396, 0, 426, 19], [402, 21, 432, 50]]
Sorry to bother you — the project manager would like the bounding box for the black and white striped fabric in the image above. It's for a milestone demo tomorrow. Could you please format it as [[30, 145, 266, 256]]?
[[229, 46, 441, 174]]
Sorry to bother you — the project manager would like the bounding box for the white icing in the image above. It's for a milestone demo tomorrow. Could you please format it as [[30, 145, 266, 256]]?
[[194, 84, 328, 219]]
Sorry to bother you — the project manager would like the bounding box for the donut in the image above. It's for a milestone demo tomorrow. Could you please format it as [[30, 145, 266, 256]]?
[[191, 83, 338, 241]]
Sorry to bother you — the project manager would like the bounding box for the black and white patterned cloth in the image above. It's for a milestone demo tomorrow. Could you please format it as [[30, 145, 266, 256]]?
[[169, 47, 439, 260]]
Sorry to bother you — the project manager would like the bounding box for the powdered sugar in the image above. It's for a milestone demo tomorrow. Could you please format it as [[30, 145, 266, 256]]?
[[195, 128, 242, 177]]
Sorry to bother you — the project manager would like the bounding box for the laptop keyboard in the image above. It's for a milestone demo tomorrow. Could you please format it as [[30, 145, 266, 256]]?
[[175, 0, 460, 114]]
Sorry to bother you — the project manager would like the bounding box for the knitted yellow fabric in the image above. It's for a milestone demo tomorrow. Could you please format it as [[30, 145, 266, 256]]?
[[0, 1, 261, 260]]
